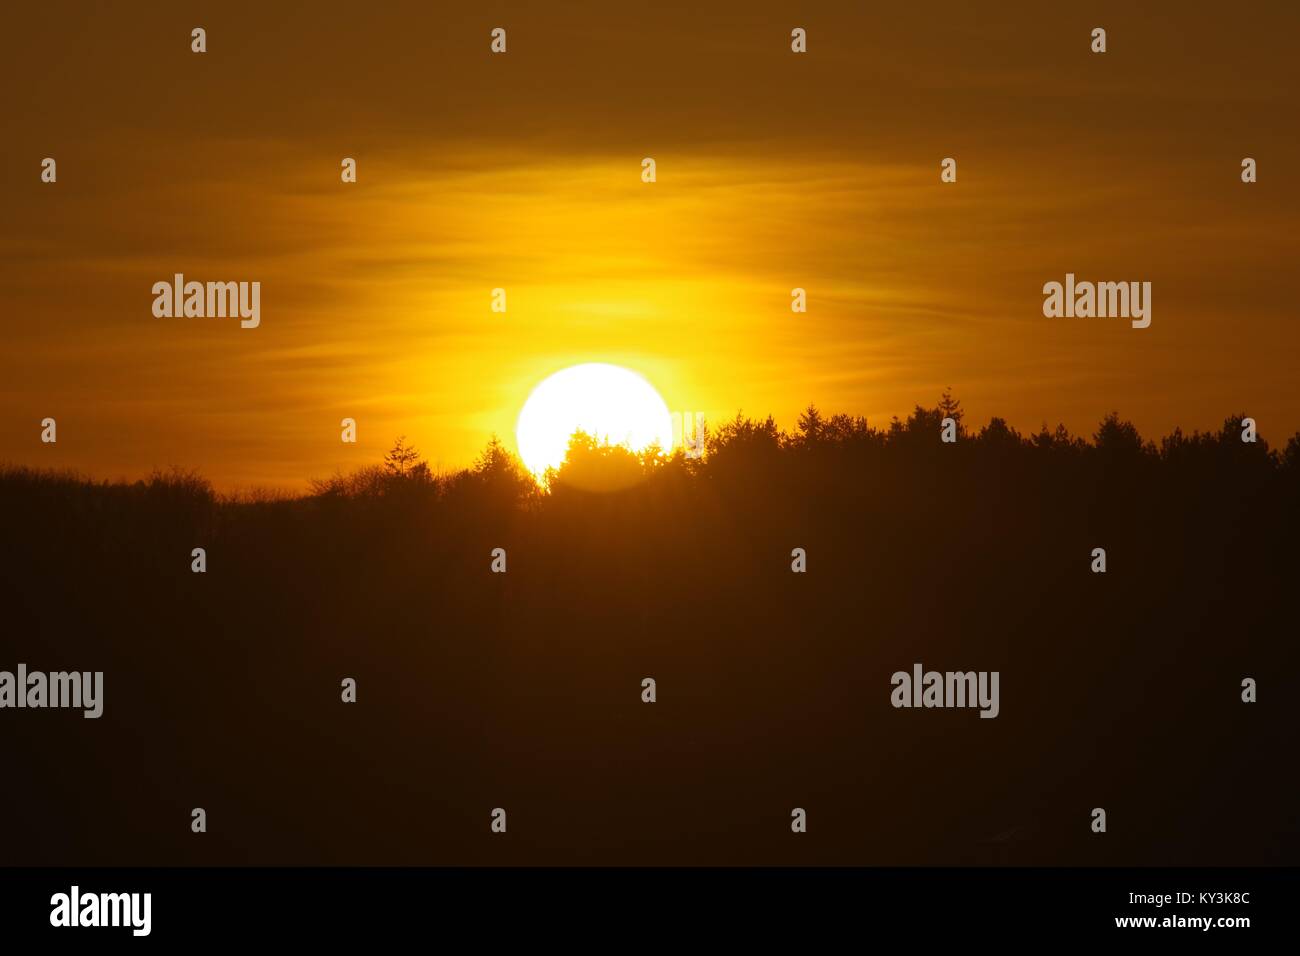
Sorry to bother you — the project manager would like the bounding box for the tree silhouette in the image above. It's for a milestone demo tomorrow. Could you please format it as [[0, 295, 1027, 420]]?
[[796, 404, 825, 446], [384, 436, 422, 477], [3, 395, 1299, 866], [1093, 411, 1147, 456], [938, 387, 963, 425]]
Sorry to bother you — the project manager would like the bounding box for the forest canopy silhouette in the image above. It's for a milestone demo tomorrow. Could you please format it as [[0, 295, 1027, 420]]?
[[5, 394, 1300, 507], [1, 393, 1296, 866]]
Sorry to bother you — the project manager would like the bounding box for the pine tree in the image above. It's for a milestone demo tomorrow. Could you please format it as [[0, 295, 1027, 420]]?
[[384, 436, 421, 477], [797, 404, 825, 443], [938, 388, 963, 424]]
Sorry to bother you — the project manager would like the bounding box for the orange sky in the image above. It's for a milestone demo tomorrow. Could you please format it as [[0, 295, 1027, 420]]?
[[2, 1, 1298, 489]]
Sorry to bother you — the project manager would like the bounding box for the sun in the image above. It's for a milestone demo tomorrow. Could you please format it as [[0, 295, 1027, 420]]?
[[515, 363, 674, 477]]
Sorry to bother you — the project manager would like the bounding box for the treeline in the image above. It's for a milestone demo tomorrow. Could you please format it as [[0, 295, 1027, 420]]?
[[310, 399, 1300, 505], [0, 394, 1296, 866], [4, 395, 1297, 510]]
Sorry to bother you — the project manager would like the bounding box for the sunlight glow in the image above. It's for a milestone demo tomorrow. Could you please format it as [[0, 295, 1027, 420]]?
[[515, 363, 674, 477]]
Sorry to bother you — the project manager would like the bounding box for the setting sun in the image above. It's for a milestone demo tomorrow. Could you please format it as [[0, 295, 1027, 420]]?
[[515, 363, 675, 477]]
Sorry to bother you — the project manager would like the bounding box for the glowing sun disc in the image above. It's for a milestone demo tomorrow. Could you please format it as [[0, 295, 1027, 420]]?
[[515, 363, 673, 477]]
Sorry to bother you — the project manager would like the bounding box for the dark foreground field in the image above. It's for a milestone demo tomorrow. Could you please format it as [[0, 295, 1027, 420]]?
[[3, 403, 1297, 865]]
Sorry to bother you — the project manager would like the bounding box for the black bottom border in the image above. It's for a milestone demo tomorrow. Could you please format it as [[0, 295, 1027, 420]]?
[[1, 866, 1292, 943]]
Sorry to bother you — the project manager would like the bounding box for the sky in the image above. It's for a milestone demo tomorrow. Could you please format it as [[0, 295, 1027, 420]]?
[[2, 1, 1297, 489]]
